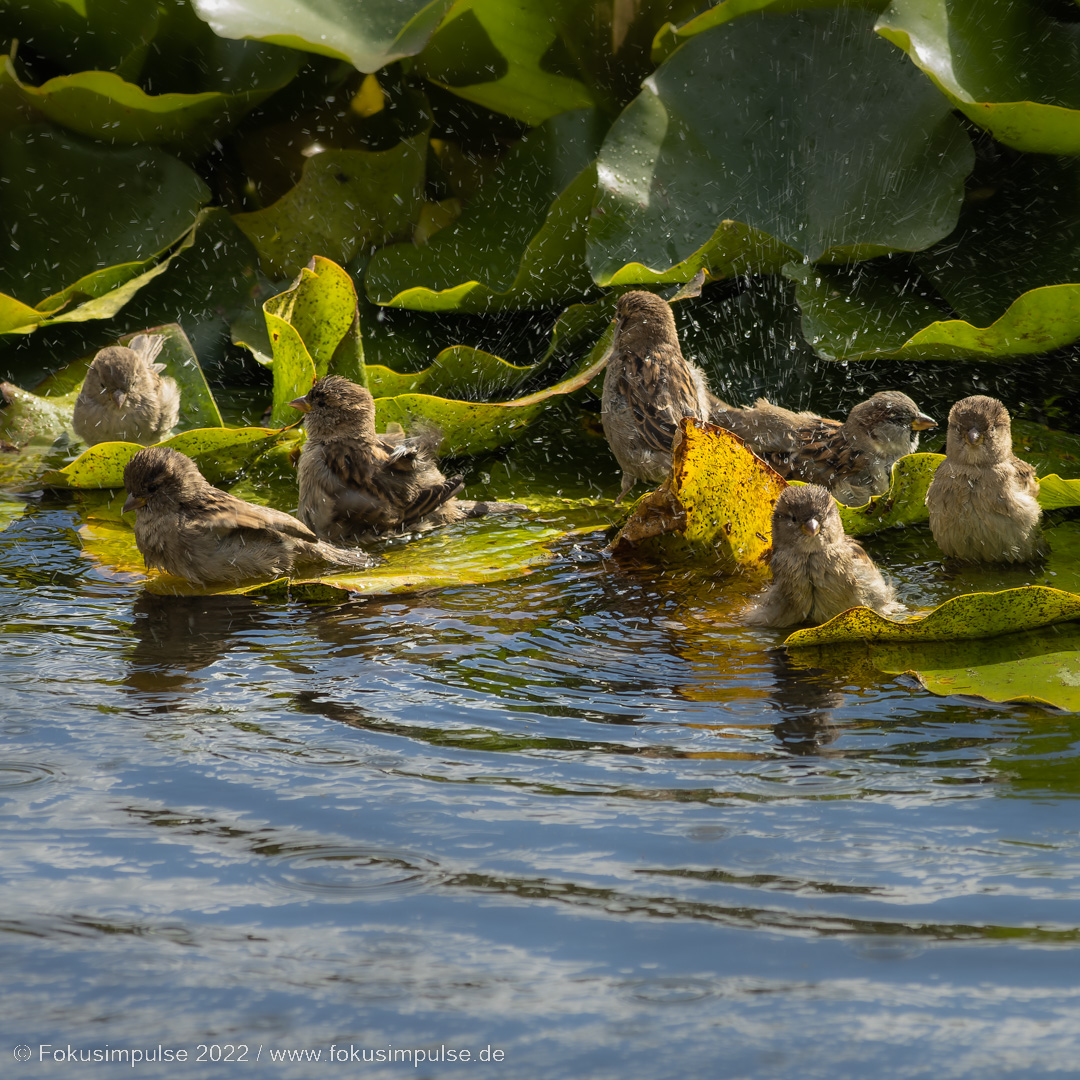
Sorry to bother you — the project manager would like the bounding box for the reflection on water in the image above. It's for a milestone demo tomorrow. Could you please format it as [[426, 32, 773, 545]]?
[[3, 489, 1080, 1078]]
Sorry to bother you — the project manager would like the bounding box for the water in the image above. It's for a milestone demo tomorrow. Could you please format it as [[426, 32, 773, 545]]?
[[3, 451, 1080, 1080]]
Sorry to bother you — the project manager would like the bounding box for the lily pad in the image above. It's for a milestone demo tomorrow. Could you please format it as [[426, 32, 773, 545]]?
[[838, 453, 944, 536], [3, 46, 301, 155], [189, 0, 454, 73], [233, 132, 428, 280], [41, 426, 299, 490], [612, 418, 784, 567], [0, 127, 210, 332], [414, 0, 595, 125], [877, 0, 1080, 155], [784, 586, 1080, 646], [587, 8, 973, 285], [366, 109, 604, 312], [787, 261, 1080, 361]]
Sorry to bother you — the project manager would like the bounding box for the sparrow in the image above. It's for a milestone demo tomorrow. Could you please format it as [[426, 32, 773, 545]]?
[[601, 290, 713, 501], [746, 484, 899, 628], [73, 334, 180, 446], [925, 394, 1046, 563], [122, 446, 376, 586], [709, 390, 936, 506], [291, 375, 524, 542]]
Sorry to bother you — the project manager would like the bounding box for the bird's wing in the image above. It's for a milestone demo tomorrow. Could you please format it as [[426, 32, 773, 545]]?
[[616, 343, 699, 454], [1011, 456, 1040, 498], [128, 333, 166, 368], [400, 474, 465, 528], [186, 487, 318, 542]]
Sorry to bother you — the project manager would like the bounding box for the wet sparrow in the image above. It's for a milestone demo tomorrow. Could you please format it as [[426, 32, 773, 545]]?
[[746, 484, 899, 627], [925, 395, 1046, 563], [73, 334, 179, 446], [710, 390, 936, 506], [291, 376, 523, 542], [601, 290, 713, 501], [122, 446, 376, 586]]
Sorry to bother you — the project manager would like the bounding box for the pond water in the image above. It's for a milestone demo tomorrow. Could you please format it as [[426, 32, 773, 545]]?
[[3, 400, 1080, 1080]]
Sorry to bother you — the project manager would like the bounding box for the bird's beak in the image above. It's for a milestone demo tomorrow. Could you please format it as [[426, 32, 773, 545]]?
[[113, 390, 127, 409], [289, 395, 311, 413], [965, 426, 982, 446], [801, 517, 821, 538], [122, 493, 145, 514], [911, 413, 936, 431]]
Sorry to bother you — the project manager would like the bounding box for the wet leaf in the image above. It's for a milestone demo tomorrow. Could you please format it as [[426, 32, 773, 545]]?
[[785, 586, 1080, 647], [366, 110, 603, 312], [415, 0, 595, 125], [3, 47, 301, 155], [877, 0, 1080, 154], [41, 427, 298, 490], [189, 0, 454, 73], [587, 8, 973, 285], [838, 453, 944, 536], [1038, 474, 1080, 512], [0, 383, 78, 444], [233, 132, 427, 280], [0, 126, 210, 321], [612, 417, 784, 568], [367, 346, 536, 399]]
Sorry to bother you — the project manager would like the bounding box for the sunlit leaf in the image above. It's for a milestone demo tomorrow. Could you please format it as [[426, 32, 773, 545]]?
[[415, 0, 595, 125], [1038, 474, 1080, 512], [587, 8, 973, 285], [0, 383, 78, 444], [233, 132, 427, 280], [838, 453, 944, 536], [41, 427, 298, 489], [612, 417, 784, 567], [366, 110, 603, 312], [787, 261, 1080, 361], [367, 346, 536, 399], [190, 0, 454, 73], [785, 586, 1080, 646], [3, 48, 301, 155], [877, 0, 1080, 154]]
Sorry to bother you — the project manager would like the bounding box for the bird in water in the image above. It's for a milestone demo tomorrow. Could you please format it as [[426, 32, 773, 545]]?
[[73, 334, 179, 446], [925, 394, 1046, 563], [122, 446, 376, 587]]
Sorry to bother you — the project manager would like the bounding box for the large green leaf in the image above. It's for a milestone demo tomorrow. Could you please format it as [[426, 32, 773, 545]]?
[[0, 126, 210, 324], [414, 0, 596, 125], [41, 427, 299, 490], [916, 154, 1080, 327], [587, 8, 973, 286], [366, 109, 604, 312], [838, 453, 944, 536], [786, 261, 1080, 361], [190, 0, 454, 73], [3, 50, 301, 155], [233, 132, 427, 280], [877, 0, 1080, 155], [785, 586, 1080, 646]]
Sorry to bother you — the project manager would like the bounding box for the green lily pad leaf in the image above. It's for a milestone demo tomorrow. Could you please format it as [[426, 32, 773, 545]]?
[[787, 260, 1080, 361], [588, 8, 973, 286], [41, 427, 298, 490], [612, 417, 785, 566], [366, 346, 536, 399], [371, 336, 613, 456], [881, 628, 1080, 713], [415, 0, 595, 125], [3, 48, 301, 155], [1037, 474, 1080, 512], [0, 382, 79, 444], [366, 110, 603, 312], [838, 453, 944, 536], [876, 0, 1080, 155], [266, 256, 367, 425], [785, 586, 1080, 647], [915, 155, 1080, 328], [233, 131, 427, 280], [0, 126, 210, 326], [190, 0, 454, 73]]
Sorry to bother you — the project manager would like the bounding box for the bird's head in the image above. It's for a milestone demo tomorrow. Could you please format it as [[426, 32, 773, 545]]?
[[770, 483, 843, 550], [290, 375, 376, 440], [946, 395, 1012, 465], [122, 446, 203, 513]]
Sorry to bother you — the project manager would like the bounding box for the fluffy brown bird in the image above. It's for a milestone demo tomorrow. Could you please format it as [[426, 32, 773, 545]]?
[[709, 390, 936, 506], [746, 484, 899, 628], [73, 335, 180, 446], [601, 290, 713, 501], [925, 395, 1046, 563], [291, 375, 523, 542], [122, 446, 376, 586]]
